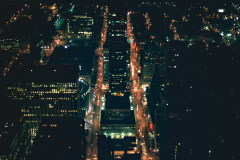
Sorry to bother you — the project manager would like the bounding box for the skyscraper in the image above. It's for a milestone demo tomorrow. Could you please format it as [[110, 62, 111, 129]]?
[[100, 5, 137, 159], [106, 9, 130, 93], [66, 14, 94, 40], [3, 65, 84, 138]]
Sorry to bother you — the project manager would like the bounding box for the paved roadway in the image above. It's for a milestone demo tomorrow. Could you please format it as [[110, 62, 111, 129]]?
[[85, 6, 108, 160], [86, 8, 156, 160], [127, 12, 156, 160]]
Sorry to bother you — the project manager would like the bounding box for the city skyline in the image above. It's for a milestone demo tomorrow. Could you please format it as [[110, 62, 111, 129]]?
[[0, 0, 240, 160]]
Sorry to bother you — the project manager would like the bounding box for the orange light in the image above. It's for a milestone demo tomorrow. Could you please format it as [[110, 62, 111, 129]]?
[[127, 150, 135, 154], [150, 122, 153, 130], [114, 151, 124, 155]]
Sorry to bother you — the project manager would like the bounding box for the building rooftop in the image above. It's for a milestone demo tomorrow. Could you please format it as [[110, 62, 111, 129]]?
[[105, 92, 130, 110], [101, 110, 135, 124], [6, 65, 79, 82]]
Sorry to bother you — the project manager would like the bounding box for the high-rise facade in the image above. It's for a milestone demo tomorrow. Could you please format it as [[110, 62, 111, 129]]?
[[4, 65, 83, 138], [103, 47, 109, 90], [67, 14, 94, 39], [141, 41, 159, 87], [106, 10, 130, 93], [100, 6, 136, 159], [0, 38, 20, 52]]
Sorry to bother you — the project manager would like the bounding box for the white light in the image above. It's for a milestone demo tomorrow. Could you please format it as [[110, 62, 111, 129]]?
[[143, 86, 146, 92], [218, 9, 225, 13]]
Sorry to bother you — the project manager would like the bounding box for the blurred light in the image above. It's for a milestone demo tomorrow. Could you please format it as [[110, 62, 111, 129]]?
[[218, 9, 225, 13]]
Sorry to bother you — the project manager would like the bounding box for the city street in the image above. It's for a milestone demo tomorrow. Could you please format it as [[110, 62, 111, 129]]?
[[127, 12, 156, 160], [85, 6, 108, 160]]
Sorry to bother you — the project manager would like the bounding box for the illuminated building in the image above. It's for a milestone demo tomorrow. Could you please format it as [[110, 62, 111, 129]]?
[[101, 92, 136, 159], [48, 45, 93, 114], [0, 96, 31, 159], [99, 6, 136, 159], [98, 135, 138, 159], [113, 137, 138, 159], [0, 38, 20, 52], [141, 41, 159, 87], [4, 65, 84, 138], [139, 0, 175, 8], [66, 14, 94, 39], [105, 8, 130, 93], [101, 92, 135, 135], [103, 47, 109, 89], [139, 0, 158, 7], [107, 12, 130, 93], [29, 117, 85, 160]]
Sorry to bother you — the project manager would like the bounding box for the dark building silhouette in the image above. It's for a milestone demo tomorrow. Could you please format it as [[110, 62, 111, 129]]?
[[106, 7, 130, 93], [123, 153, 141, 160], [3, 65, 85, 138], [98, 135, 114, 160], [29, 117, 85, 160]]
